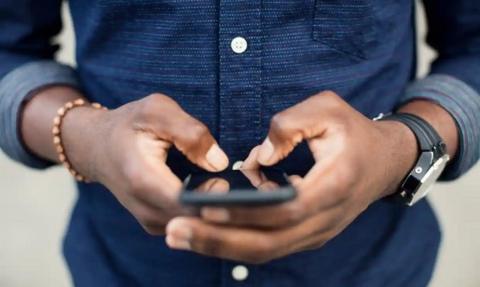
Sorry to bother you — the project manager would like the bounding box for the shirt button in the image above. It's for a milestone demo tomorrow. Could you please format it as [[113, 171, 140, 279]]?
[[231, 265, 249, 281], [231, 37, 248, 54]]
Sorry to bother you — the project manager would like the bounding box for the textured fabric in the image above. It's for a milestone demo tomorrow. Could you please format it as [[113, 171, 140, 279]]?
[[401, 74, 480, 180], [0, 0, 479, 286], [0, 60, 79, 168]]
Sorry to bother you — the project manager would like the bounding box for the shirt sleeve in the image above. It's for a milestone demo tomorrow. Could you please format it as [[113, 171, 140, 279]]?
[[0, 1, 80, 169], [399, 1, 480, 180]]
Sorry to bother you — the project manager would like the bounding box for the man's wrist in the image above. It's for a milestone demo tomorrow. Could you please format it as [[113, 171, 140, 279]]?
[[374, 99, 458, 200], [61, 105, 108, 181], [373, 120, 418, 198]]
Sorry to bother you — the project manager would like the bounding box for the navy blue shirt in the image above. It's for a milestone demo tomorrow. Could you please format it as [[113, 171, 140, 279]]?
[[1, 1, 480, 286]]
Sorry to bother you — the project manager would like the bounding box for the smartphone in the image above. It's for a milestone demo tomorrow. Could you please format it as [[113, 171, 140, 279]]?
[[179, 168, 296, 207]]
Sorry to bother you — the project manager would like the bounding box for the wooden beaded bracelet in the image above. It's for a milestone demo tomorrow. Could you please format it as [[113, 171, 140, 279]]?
[[52, 99, 107, 182]]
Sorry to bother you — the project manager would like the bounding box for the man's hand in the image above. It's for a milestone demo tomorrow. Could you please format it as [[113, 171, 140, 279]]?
[[61, 93, 229, 235], [165, 91, 420, 263]]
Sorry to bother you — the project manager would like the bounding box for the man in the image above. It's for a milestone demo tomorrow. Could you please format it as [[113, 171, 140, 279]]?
[[0, 1, 479, 286]]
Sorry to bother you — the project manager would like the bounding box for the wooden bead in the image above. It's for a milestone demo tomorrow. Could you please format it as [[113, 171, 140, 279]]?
[[52, 126, 60, 135], [74, 99, 85, 105], [69, 169, 77, 176], [53, 136, 61, 145], [57, 107, 66, 116], [53, 98, 106, 183]]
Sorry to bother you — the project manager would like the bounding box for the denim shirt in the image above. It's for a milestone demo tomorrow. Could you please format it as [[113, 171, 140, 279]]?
[[1, 1, 480, 286]]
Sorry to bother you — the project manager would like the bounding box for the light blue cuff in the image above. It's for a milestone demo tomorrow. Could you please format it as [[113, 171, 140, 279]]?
[[400, 74, 480, 180], [0, 60, 80, 169]]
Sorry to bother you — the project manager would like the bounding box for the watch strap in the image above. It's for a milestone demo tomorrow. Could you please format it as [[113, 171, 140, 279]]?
[[380, 113, 445, 155]]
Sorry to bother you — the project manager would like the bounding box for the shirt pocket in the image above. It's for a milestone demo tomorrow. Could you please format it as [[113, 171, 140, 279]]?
[[312, 0, 377, 60]]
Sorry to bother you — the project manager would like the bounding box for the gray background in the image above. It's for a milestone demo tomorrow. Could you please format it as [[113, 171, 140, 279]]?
[[0, 2, 479, 286]]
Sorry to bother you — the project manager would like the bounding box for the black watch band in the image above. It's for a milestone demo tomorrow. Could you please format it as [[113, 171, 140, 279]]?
[[381, 113, 447, 157], [378, 113, 449, 206]]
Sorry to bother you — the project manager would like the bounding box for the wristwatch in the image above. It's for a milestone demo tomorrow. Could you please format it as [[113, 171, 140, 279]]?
[[375, 113, 450, 206]]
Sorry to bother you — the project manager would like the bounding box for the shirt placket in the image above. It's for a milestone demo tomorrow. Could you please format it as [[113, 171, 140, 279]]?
[[218, 0, 263, 162]]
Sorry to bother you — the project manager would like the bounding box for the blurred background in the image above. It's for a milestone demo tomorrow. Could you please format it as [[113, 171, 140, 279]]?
[[0, 2, 479, 287]]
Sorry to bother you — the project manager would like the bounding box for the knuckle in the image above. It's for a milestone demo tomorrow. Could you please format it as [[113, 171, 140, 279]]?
[[309, 91, 338, 107], [313, 90, 348, 116], [319, 90, 342, 106], [195, 235, 223, 258], [283, 203, 305, 226], [320, 90, 339, 99], [137, 93, 175, 119], [270, 112, 291, 135], [188, 122, 210, 140], [147, 93, 170, 104], [178, 121, 211, 151]]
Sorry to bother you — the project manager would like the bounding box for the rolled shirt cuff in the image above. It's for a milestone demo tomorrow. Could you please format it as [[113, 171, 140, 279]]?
[[399, 74, 480, 180], [0, 60, 80, 169]]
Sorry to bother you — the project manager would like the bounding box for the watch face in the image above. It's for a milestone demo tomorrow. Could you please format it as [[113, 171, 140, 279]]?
[[408, 155, 450, 206]]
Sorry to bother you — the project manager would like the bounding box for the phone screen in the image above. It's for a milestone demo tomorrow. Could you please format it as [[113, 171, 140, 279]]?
[[180, 169, 295, 206]]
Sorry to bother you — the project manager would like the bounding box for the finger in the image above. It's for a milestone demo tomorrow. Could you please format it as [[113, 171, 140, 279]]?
[[173, 129, 229, 172], [241, 145, 261, 170], [256, 94, 332, 166], [239, 168, 264, 187], [240, 169, 279, 191], [288, 175, 303, 186], [197, 178, 230, 193], [199, 168, 342, 228], [208, 179, 230, 193], [166, 217, 281, 263], [256, 180, 279, 192], [145, 94, 229, 172], [166, 210, 341, 263], [127, 136, 184, 206], [134, 162, 184, 208]]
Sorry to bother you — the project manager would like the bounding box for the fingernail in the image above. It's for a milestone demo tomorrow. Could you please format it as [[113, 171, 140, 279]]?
[[232, 161, 243, 170], [257, 137, 275, 165], [201, 208, 230, 223], [206, 144, 229, 171], [166, 235, 191, 251], [166, 219, 193, 250]]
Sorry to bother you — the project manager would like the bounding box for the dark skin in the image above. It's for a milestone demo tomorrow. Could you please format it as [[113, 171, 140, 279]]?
[[22, 87, 458, 263], [22, 87, 229, 234]]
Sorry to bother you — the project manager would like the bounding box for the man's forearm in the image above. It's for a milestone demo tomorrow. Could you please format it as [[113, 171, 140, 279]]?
[[0, 61, 81, 168]]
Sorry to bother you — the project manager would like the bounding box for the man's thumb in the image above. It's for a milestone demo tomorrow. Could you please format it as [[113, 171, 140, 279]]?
[[205, 144, 229, 171]]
